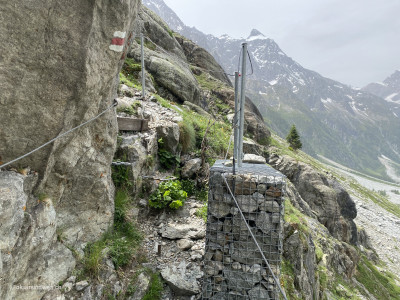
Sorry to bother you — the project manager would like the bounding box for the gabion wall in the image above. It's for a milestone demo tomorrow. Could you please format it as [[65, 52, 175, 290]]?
[[202, 160, 285, 300]]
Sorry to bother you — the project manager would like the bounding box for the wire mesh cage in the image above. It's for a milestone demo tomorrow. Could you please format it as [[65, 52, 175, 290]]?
[[202, 160, 286, 300]]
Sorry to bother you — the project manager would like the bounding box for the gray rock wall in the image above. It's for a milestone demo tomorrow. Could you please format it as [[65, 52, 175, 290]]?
[[0, 0, 140, 246], [269, 154, 358, 244], [129, 6, 202, 105], [0, 1, 140, 299], [0, 172, 75, 300]]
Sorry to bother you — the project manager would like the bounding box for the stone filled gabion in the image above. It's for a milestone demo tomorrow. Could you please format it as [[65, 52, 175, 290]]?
[[202, 160, 285, 300]]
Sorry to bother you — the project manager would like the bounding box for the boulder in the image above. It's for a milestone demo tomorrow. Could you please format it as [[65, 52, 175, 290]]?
[[269, 154, 357, 244], [161, 261, 203, 296], [156, 121, 180, 154], [243, 154, 266, 164], [159, 223, 205, 240], [175, 34, 232, 86], [128, 273, 150, 300], [0, 172, 75, 300], [177, 239, 194, 250], [181, 158, 202, 178], [248, 285, 271, 299], [129, 7, 202, 105]]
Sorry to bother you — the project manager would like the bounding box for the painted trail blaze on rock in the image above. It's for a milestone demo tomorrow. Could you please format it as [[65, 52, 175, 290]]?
[[109, 31, 126, 52]]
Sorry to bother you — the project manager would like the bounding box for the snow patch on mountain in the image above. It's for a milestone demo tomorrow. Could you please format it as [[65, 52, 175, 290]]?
[[321, 97, 333, 104], [386, 93, 399, 102], [269, 79, 278, 86], [247, 34, 269, 42]]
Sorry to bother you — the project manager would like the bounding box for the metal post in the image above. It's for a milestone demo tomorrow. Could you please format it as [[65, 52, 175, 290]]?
[[233, 72, 239, 162], [140, 33, 146, 100], [238, 43, 247, 167]]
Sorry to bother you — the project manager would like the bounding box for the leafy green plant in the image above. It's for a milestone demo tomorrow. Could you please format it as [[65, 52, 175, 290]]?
[[158, 138, 180, 170], [181, 179, 195, 196], [111, 164, 132, 188], [149, 180, 187, 209], [195, 204, 208, 222]]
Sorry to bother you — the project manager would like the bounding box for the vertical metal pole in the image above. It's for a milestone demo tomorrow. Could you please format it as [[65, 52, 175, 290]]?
[[233, 72, 239, 162], [238, 43, 247, 167], [140, 33, 146, 99]]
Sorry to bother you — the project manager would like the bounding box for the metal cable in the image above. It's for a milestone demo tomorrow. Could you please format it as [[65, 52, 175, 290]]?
[[222, 175, 288, 300], [0, 100, 118, 170], [111, 161, 132, 166], [224, 133, 234, 162]]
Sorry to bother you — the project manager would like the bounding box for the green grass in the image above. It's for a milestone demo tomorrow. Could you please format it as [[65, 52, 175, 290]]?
[[155, 94, 232, 160], [142, 272, 163, 300], [284, 198, 309, 234], [120, 72, 141, 90], [195, 204, 208, 222], [193, 70, 226, 91], [111, 164, 133, 189], [120, 58, 143, 89], [280, 259, 302, 300], [179, 121, 196, 154], [116, 101, 141, 116], [83, 189, 142, 277], [355, 255, 400, 300]]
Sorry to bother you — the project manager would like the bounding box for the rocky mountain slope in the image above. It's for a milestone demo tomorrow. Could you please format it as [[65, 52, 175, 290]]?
[[1, 1, 400, 300], [364, 70, 400, 104], [143, 0, 400, 182]]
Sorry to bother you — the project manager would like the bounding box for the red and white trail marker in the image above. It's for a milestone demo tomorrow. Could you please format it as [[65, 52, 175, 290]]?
[[109, 31, 126, 52]]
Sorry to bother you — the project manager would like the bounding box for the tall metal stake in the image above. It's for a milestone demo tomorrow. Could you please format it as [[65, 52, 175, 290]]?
[[140, 33, 146, 99], [238, 43, 247, 167], [233, 71, 239, 162]]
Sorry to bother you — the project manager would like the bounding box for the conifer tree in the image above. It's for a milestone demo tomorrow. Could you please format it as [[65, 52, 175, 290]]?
[[286, 124, 302, 150]]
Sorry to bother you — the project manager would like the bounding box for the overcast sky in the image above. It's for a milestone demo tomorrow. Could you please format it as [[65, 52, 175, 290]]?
[[163, 0, 400, 87]]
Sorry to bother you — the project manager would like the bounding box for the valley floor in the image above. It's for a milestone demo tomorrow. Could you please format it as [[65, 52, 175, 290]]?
[[353, 194, 400, 279]]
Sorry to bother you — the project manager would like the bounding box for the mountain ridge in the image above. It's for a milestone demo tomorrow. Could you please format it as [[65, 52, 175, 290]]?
[[143, 0, 400, 182]]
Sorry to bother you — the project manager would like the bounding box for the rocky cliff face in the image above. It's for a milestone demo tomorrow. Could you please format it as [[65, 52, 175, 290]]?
[[129, 6, 270, 144], [0, 1, 140, 299], [269, 154, 357, 244], [363, 70, 400, 104]]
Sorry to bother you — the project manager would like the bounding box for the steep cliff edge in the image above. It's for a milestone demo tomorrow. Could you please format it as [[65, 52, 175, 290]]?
[[0, 1, 140, 299]]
